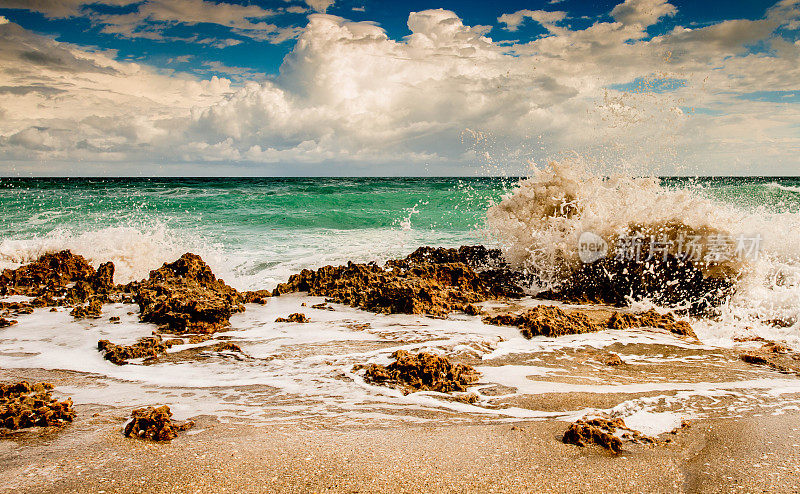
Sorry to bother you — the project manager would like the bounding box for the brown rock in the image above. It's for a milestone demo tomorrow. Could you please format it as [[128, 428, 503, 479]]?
[[606, 309, 696, 338], [275, 313, 309, 323], [98, 336, 168, 365], [0, 318, 17, 328], [356, 350, 480, 394], [0, 381, 75, 431], [70, 298, 103, 319], [483, 305, 603, 338], [0, 250, 95, 298], [123, 405, 194, 441], [603, 354, 623, 366], [562, 418, 625, 453], [133, 253, 244, 333]]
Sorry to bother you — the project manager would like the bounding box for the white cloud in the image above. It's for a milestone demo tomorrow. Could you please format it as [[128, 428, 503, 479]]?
[[498, 9, 566, 32], [611, 0, 677, 28], [1, 1, 799, 175], [305, 0, 334, 13]]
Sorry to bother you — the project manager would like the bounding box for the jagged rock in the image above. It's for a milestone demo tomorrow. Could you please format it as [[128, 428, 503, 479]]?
[[484, 305, 695, 339], [242, 290, 271, 304], [603, 353, 623, 366], [123, 405, 194, 441], [739, 352, 800, 375], [275, 261, 492, 318], [539, 254, 735, 316], [0, 381, 75, 431], [483, 305, 603, 338], [0, 318, 17, 328], [275, 313, 309, 323], [97, 336, 174, 365], [563, 418, 625, 453], [133, 253, 244, 333], [355, 350, 480, 394], [70, 298, 103, 319], [0, 250, 95, 297], [606, 309, 696, 338]]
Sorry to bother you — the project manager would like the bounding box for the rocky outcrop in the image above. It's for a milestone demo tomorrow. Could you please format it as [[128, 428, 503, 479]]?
[[539, 254, 735, 316], [483, 305, 602, 338], [275, 313, 308, 323], [483, 305, 695, 339], [0, 381, 75, 431], [123, 405, 194, 441], [355, 350, 480, 394], [97, 336, 178, 365], [132, 253, 244, 333], [0, 318, 17, 328], [70, 298, 103, 319]]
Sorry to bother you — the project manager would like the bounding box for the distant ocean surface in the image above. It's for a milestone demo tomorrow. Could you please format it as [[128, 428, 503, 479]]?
[[1, 176, 799, 290]]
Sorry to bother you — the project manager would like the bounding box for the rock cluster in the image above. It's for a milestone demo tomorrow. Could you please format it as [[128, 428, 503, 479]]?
[[131, 253, 244, 333], [123, 405, 194, 441], [0, 381, 75, 431], [483, 305, 696, 339], [97, 336, 177, 365], [275, 313, 309, 323], [539, 254, 735, 316], [0, 251, 117, 318], [355, 350, 480, 394]]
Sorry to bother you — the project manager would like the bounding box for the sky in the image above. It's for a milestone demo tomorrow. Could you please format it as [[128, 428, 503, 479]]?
[[0, 0, 798, 176]]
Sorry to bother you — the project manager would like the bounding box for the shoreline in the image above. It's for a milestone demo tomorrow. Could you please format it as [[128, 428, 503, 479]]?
[[2, 404, 800, 493]]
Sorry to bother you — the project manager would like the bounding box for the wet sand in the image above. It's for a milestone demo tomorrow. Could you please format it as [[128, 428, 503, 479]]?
[[1, 403, 800, 493]]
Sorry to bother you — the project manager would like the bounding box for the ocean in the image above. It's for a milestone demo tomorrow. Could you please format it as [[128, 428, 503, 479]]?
[[2, 167, 800, 429]]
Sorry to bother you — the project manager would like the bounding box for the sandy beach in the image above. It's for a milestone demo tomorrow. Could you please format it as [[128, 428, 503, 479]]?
[[2, 397, 800, 493]]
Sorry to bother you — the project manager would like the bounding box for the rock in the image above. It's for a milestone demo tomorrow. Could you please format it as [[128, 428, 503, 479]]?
[[275, 313, 309, 323], [0, 318, 17, 328], [0, 381, 75, 431], [275, 261, 492, 318], [123, 405, 194, 441], [483, 305, 695, 339], [603, 354, 623, 366], [242, 290, 271, 304], [538, 254, 735, 316], [739, 352, 800, 374], [606, 309, 696, 338], [762, 341, 790, 353], [562, 418, 625, 453], [462, 303, 484, 316], [98, 336, 169, 365], [133, 253, 244, 333], [0, 250, 95, 298], [483, 305, 603, 338], [70, 298, 103, 319], [355, 350, 480, 394], [213, 342, 242, 352]]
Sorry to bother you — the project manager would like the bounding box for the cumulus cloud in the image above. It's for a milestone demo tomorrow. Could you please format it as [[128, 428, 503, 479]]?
[[611, 0, 677, 27], [305, 0, 334, 13], [1, 1, 799, 175], [498, 9, 566, 32]]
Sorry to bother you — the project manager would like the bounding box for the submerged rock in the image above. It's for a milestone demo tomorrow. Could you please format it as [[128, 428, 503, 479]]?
[[355, 350, 480, 394], [275, 312, 309, 323], [97, 336, 175, 365], [483, 305, 695, 339], [123, 405, 194, 441], [483, 305, 602, 338], [133, 253, 244, 333], [606, 309, 696, 338], [0, 381, 75, 431]]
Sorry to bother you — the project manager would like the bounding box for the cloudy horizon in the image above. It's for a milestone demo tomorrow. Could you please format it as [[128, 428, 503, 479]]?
[[0, 0, 798, 176]]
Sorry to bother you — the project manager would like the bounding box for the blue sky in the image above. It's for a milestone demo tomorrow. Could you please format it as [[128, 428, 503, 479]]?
[[0, 0, 798, 175]]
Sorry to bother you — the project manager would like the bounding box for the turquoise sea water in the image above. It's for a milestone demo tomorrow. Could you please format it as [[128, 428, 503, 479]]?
[[1, 176, 799, 289]]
